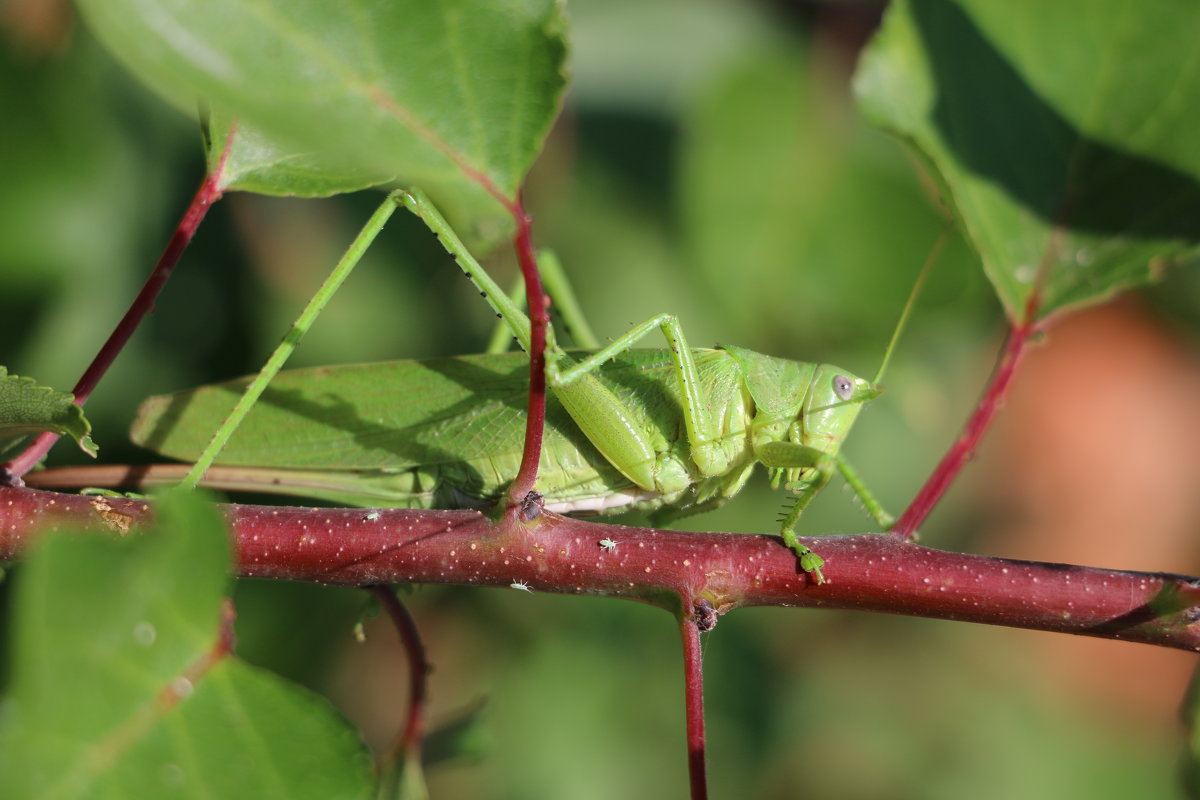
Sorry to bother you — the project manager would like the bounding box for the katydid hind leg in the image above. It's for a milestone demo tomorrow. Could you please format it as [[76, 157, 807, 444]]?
[[181, 192, 405, 491], [401, 189, 535, 354], [485, 272, 528, 354], [483, 250, 600, 353]]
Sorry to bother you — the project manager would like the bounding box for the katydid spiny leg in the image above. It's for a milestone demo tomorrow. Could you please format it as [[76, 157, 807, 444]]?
[[484, 251, 601, 354], [485, 272, 530, 355]]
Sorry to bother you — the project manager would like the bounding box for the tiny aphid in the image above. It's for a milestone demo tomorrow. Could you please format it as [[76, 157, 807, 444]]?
[[362, 511, 382, 521], [520, 490, 544, 522], [598, 538, 620, 552], [510, 580, 533, 592]]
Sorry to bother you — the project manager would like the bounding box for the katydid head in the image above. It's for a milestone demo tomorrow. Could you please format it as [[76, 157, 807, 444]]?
[[800, 364, 879, 455], [722, 345, 879, 462]]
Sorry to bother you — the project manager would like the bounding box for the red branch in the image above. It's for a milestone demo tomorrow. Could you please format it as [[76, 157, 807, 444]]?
[[3, 486, 1199, 652], [3, 130, 236, 481]]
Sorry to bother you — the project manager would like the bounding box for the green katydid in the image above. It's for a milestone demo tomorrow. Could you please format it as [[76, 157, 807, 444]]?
[[72, 190, 929, 583]]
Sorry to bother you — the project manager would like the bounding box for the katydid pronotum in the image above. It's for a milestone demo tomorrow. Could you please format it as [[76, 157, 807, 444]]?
[[51, 190, 929, 584]]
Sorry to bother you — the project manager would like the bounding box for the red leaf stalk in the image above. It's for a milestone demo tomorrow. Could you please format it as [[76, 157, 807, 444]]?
[[3, 127, 237, 481], [892, 293, 1041, 539]]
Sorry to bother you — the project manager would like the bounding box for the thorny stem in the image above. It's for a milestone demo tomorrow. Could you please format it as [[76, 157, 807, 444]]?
[[365, 585, 430, 774], [680, 611, 708, 800], [891, 292, 1041, 539], [2, 127, 237, 482]]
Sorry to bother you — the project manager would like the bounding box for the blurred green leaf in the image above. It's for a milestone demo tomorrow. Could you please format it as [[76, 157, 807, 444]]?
[[856, 0, 1200, 321], [75, 0, 568, 241], [678, 44, 965, 350], [0, 366, 95, 457], [0, 490, 375, 799], [1185, 659, 1200, 799]]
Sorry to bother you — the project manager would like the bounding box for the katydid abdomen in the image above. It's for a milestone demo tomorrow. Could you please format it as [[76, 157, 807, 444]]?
[[129, 346, 870, 528]]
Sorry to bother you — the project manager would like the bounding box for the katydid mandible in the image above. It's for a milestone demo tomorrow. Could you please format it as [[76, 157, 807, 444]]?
[[129, 190, 917, 583]]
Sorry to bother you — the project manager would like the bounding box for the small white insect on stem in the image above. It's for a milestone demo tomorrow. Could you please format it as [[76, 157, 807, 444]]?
[[362, 511, 382, 522], [510, 580, 533, 592], [598, 538, 621, 552]]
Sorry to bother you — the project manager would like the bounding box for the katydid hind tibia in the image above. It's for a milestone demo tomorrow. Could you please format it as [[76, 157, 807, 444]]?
[[125, 191, 907, 584]]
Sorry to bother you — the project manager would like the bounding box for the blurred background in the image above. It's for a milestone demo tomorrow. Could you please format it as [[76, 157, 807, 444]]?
[[3, 0, 1200, 796]]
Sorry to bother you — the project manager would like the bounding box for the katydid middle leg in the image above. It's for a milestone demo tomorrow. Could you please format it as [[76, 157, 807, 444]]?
[[485, 250, 600, 354], [402, 189, 735, 491], [757, 439, 838, 582]]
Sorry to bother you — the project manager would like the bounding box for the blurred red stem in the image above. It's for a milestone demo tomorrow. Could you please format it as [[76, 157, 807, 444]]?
[[680, 614, 708, 800], [892, 297, 1040, 539], [2, 128, 236, 481], [366, 585, 429, 767]]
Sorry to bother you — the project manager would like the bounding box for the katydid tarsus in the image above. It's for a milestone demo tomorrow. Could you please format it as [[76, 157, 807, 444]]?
[[51, 189, 931, 584]]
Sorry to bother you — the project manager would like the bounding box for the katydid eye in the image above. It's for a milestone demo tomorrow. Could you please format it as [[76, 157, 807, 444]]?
[[833, 375, 855, 401]]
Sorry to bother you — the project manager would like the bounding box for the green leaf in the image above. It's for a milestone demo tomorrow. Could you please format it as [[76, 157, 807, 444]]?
[[856, 0, 1200, 321], [0, 366, 96, 457], [205, 107, 391, 198], [76, 0, 568, 239], [0, 490, 376, 800]]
